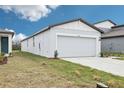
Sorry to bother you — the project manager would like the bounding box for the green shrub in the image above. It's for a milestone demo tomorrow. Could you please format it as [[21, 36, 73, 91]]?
[[54, 50, 58, 59], [101, 52, 110, 57], [12, 44, 21, 50]]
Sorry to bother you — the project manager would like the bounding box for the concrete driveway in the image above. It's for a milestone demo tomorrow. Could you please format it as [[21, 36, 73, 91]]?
[[62, 57, 124, 77]]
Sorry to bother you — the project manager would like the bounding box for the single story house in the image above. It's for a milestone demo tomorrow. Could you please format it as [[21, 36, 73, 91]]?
[[21, 18, 103, 58], [0, 29, 14, 54], [94, 20, 124, 53]]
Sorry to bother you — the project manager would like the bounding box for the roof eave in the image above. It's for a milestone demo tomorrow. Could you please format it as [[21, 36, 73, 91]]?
[[0, 31, 15, 37], [94, 19, 117, 26], [102, 35, 124, 39], [21, 26, 51, 42]]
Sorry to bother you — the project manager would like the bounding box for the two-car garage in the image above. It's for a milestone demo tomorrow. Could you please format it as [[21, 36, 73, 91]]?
[[57, 35, 97, 57], [21, 18, 102, 58]]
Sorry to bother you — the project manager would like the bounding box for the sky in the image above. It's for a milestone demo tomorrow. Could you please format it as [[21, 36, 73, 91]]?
[[0, 5, 124, 40]]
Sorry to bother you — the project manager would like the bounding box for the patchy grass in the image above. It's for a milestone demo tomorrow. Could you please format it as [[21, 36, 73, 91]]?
[[101, 52, 124, 57], [116, 57, 124, 60], [0, 51, 124, 87], [101, 52, 124, 60]]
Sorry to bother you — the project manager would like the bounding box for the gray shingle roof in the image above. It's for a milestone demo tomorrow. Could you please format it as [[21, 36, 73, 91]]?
[[102, 26, 124, 38]]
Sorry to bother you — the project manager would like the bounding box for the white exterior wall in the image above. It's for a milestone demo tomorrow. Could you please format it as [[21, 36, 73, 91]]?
[[21, 20, 101, 58], [21, 29, 51, 57], [8, 34, 12, 53], [21, 40, 27, 52], [94, 21, 115, 29], [49, 21, 101, 57]]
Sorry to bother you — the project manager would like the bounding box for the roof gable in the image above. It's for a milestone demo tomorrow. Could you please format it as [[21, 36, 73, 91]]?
[[22, 18, 103, 41], [50, 18, 103, 33]]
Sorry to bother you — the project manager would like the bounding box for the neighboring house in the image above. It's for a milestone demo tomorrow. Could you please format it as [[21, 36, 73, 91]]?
[[21, 18, 103, 58], [0, 29, 14, 54], [94, 19, 124, 53], [101, 24, 124, 53]]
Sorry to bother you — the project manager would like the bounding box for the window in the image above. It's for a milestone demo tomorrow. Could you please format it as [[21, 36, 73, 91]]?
[[33, 37, 35, 47], [39, 43, 41, 51], [27, 40, 28, 47]]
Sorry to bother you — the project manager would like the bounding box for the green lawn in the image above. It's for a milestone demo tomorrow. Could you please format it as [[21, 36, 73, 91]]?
[[0, 51, 124, 87]]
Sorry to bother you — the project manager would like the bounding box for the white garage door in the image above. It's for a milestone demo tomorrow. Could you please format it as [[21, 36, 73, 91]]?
[[57, 35, 96, 57]]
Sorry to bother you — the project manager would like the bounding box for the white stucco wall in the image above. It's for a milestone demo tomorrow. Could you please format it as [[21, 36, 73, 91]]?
[[21, 20, 101, 58]]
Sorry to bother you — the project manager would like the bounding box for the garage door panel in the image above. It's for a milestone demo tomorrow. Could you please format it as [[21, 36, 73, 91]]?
[[57, 36, 96, 57]]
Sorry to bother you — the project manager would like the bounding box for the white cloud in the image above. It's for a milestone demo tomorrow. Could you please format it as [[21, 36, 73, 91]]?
[[13, 33, 27, 44], [0, 5, 59, 22], [5, 28, 15, 32], [48, 5, 59, 9], [3, 28, 27, 45]]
